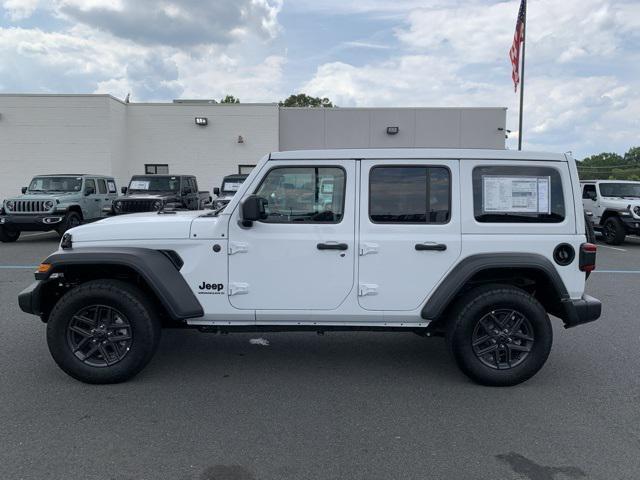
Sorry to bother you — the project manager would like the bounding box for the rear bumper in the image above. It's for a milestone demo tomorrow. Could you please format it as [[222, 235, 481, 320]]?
[[561, 294, 602, 328], [18, 281, 43, 316], [0, 214, 63, 231]]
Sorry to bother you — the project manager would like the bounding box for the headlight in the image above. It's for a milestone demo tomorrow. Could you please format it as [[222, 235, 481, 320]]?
[[113, 201, 122, 212], [43, 200, 54, 210], [5, 200, 14, 211], [153, 200, 163, 210], [634, 206, 640, 217]]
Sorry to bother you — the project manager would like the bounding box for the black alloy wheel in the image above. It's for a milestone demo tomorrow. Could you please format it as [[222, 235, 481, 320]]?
[[66, 305, 133, 367], [471, 309, 534, 370]]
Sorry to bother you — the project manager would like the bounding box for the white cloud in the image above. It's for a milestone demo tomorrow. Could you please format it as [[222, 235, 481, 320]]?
[[2, 0, 42, 20]]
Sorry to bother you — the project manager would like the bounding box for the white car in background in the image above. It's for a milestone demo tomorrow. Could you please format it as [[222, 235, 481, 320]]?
[[581, 180, 640, 245]]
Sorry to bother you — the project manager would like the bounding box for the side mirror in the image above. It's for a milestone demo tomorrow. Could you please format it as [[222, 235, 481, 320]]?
[[21, 187, 27, 194], [239, 195, 267, 226], [121, 186, 128, 194], [589, 192, 597, 201], [213, 187, 220, 196], [85, 187, 95, 196]]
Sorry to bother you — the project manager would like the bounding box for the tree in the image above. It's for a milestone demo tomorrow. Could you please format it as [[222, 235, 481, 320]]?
[[279, 93, 334, 108], [220, 95, 240, 104], [577, 147, 640, 180]]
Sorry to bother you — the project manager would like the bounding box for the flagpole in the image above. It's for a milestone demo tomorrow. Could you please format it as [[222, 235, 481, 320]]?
[[517, 1, 527, 151]]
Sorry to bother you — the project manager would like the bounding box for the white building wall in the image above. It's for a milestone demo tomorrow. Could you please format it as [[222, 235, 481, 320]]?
[[126, 103, 278, 192], [0, 94, 115, 198], [0, 95, 506, 200]]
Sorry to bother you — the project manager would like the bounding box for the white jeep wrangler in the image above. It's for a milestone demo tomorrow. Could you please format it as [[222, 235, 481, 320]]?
[[581, 180, 640, 245], [19, 149, 601, 386]]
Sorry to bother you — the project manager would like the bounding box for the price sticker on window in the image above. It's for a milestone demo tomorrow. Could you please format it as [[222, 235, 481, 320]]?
[[482, 176, 550, 214]]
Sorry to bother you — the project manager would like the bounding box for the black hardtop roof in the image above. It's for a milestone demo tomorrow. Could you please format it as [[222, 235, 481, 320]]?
[[223, 174, 248, 180]]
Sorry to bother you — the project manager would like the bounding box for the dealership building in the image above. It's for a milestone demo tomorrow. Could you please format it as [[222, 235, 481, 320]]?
[[0, 94, 507, 198]]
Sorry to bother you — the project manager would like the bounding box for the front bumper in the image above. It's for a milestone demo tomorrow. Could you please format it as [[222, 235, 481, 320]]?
[[18, 281, 44, 316], [620, 216, 640, 233], [0, 214, 64, 231], [561, 294, 602, 328]]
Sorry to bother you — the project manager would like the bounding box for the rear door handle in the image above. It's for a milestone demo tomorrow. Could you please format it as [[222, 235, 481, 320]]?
[[415, 243, 447, 251], [317, 242, 348, 251]]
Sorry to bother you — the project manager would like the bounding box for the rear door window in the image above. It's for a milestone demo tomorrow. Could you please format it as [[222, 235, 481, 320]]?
[[369, 166, 450, 224], [97, 179, 107, 194]]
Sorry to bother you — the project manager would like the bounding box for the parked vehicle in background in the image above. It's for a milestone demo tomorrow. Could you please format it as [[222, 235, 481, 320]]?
[[212, 174, 248, 210], [0, 174, 117, 242], [108, 175, 211, 215], [19, 149, 600, 386], [581, 180, 640, 245]]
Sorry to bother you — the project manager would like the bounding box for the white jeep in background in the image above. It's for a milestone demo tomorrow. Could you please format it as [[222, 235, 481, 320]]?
[[581, 180, 640, 245], [19, 149, 600, 387]]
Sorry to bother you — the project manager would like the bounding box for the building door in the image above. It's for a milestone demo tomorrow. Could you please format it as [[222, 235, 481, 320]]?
[[228, 160, 356, 311], [358, 160, 461, 311]]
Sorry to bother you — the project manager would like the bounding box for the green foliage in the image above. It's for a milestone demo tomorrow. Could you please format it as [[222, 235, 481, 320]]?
[[577, 147, 640, 180], [279, 93, 334, 108], [220, 95, 240, 104]]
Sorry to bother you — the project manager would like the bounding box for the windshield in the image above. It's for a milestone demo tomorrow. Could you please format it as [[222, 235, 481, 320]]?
[[599, 183, 640, 198], [128, 176, 180, 192], [28, 176, 83, 192]]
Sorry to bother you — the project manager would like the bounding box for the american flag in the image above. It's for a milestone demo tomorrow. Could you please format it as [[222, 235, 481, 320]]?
[[509, 0, 526, 92]]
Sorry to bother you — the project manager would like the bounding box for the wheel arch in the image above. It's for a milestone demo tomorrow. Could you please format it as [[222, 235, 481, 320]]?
[[35, 247, 203, 323], [65, 204, 84, 219], [422, 253, 572, 326], [599, 208, 624, 225]]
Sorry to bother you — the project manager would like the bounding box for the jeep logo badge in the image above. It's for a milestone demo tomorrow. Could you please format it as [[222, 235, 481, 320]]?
[[197, 282, 224, 295]]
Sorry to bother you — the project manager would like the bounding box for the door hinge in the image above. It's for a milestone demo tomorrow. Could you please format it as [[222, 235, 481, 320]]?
[[228, 282, 249, 296], [359, 243, 379, 256], [358, 283, 379, 296], [228, 242, 248, 255]]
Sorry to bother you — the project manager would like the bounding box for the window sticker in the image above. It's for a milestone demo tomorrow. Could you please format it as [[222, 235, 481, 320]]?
[[130, 180, 150, 190], [482, 176, 551, 214], [223, 182, 242, 192]]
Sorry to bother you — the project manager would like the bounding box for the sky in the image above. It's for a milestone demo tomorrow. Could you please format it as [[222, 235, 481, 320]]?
[[0, 0, 638, 158]]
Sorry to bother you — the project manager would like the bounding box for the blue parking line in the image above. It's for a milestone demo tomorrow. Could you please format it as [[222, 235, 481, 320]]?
[[592, 270, 640, 274]]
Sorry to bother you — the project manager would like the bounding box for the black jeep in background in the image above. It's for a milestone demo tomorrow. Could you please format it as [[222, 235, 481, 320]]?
[[107, 175, 211, 215]]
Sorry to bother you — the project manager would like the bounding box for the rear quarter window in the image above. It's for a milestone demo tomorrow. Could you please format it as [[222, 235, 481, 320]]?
[[472, 165, 565, 223]]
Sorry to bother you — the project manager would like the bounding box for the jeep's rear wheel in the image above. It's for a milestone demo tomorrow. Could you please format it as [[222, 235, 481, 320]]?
[[602, 217, 625, 245], [0, 226, 20, 243], [47, 280, 161, 384], [446, 284, 552, 387], [57, 211, 82, 237]]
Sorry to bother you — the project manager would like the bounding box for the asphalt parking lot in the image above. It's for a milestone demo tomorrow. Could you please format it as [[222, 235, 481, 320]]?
[[1, 233, 640, 480]]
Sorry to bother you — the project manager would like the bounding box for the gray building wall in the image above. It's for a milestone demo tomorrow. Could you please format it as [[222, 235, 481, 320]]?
[[0, 95, 506, 199], [279, 107, 506, 151]]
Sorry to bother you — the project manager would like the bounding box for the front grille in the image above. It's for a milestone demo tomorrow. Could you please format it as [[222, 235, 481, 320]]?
[[118, 199, 157, 213], [12, 200, 51, 213]]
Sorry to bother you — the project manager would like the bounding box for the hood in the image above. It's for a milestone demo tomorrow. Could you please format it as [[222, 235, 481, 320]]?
[[601, 197, 640, 208], [7, 191, 73, 201], [118, 193, 177, 200], [69, 210, 215, 242]]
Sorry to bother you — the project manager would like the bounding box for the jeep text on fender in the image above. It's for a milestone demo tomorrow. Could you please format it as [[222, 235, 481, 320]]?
[[18, 149, 601, 386]]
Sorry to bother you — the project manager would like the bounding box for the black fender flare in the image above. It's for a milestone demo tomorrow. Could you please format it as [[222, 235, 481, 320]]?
[[36, 247, 203, 320], [421, 253, 570, 322]]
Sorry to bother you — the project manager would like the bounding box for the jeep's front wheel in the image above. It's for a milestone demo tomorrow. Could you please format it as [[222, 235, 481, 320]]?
[[446, 285, 552, 387], [46, 280, 161, 384], [0, 226, 20, 242], [602, 217, 625, 245], [57, 211, 82, 237]]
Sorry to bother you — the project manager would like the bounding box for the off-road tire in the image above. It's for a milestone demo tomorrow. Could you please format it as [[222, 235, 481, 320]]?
[[56, 211, 82, 237], [0, 226, 20, 242], [602, 216, 626, 245], [446, 284, 553, 387], [47, 279, 161, 384]]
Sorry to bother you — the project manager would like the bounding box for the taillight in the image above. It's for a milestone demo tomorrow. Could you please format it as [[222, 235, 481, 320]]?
[[579, 243, 597, 272]]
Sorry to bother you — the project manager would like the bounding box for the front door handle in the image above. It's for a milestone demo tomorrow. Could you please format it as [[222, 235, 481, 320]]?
[[317, 242, 348, 251], [415, 243, 447, 251]]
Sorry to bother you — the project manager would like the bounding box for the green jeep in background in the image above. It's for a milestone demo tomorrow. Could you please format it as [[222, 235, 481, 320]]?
[[0, 174, 117, 242]]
